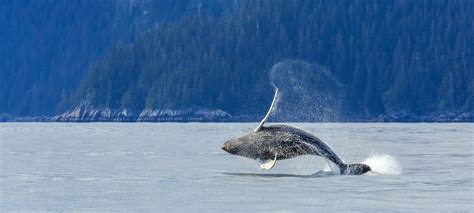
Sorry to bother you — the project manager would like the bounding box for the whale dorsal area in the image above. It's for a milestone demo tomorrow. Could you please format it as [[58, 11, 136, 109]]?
[[257, 154, 278, 170], [254, 88, 279, 133]]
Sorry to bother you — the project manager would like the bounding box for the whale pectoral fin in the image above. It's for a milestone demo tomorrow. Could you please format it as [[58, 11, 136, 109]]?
[[254, 88, 279, 132], [257, 154, 278, 170]]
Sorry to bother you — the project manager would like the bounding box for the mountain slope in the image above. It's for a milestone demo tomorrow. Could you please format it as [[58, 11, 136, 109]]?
[[0, 0, 232, 117], [62, 0, 473, 122]]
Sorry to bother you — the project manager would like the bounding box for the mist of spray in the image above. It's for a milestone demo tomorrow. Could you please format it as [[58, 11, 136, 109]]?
[[363, 154, 402, 175], [268, 60, 347, 122]]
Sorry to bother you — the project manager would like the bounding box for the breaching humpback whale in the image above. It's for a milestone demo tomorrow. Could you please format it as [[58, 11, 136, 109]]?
[[222, 88, 371, 175]]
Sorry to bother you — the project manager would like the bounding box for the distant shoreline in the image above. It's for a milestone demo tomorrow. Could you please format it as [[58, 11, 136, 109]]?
[[1, 116, 472, 123]]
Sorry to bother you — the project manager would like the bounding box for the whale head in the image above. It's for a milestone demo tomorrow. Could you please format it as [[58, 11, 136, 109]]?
[[221, 138, 241, 154], [222, 133, 261, 159]]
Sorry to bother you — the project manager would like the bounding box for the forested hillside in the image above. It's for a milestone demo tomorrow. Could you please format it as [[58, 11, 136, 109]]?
[[0, 0, 232, 117], [1, 0, 472, 122], [63, 0, 473, 122]]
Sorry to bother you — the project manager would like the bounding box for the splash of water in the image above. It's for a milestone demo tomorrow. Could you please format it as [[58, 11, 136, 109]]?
[[268, 60, 347, 122], [363, 154, 402, 175]]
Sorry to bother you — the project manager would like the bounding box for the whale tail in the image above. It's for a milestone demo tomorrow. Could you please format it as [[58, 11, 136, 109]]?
[[340, 163, 371, 175]]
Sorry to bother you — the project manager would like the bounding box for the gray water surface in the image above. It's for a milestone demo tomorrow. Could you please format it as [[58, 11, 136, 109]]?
[[0, 123, 473, 212]]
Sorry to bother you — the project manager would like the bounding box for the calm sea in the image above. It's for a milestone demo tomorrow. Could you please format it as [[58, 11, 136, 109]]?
[[0, 123, 472, 212]]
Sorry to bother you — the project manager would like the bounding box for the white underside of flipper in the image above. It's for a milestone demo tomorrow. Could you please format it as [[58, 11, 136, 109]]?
[[257, 154, 278, 170]]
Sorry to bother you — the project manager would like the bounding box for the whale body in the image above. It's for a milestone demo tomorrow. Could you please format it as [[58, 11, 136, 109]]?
[[222, 88, 371, 175]]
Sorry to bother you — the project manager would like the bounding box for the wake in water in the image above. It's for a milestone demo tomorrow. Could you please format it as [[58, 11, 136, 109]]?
[[223, 171, 335, 178], [363, 154, 402, 175], [322, 154, 402, 176], [296, 154, 402, 177], [224, 154, 402, 178], [315, 153, 402, 176]]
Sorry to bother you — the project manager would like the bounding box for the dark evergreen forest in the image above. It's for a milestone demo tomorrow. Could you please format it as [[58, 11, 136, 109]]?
[[1, 0, 473, 121], [0, 0, 231, 117]]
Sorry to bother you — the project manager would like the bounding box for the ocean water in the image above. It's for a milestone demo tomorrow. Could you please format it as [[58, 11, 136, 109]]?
[[0, 123, 472, 212]]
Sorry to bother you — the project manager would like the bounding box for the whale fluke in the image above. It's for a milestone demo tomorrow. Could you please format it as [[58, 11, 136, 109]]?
[[254, 88, 279, 133], [340, 163, 371, 175]]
